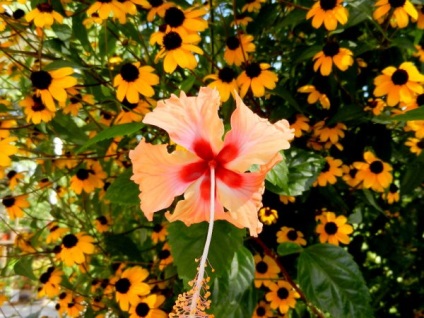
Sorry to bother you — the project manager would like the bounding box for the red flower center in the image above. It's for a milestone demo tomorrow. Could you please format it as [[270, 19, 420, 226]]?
[[179, 139, 242, 199]]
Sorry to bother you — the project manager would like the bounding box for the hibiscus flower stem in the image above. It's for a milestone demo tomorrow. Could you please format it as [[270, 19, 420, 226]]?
[[189, 165, 216, 317]]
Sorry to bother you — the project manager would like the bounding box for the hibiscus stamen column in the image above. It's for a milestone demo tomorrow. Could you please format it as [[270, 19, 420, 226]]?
[[189, 163, 216, 317]]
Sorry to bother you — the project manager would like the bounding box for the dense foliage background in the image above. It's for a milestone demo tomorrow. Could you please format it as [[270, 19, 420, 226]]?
[[0, 0, 424, 317]]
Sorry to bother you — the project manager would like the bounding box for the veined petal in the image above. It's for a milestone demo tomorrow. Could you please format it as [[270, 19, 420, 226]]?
[[223, 93, 293, 172], [129, 140, 200, 220], [143, 87, 224, 156]]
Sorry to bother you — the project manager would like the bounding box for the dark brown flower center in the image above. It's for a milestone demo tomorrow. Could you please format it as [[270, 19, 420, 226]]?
[[39, 269, 53, 284], [37, 3, 53, 13], [31, 71, 52, 90], [320, 0, 337, 10], [49, 225, 59, 232], [287, 230, 298, 241], [369, 160, 384, 174], [416, 94, 424, 106], [120, 63, 139, 82], [153, 224, 163, 233], [163, 31, 182, 50], [70, 94, 82, 104], [2, 196, 15, 207], [226, 36, 240, 50], [164, 7, 185, 28], [391, 69, 408, 85], [417, 140, 424, 149], [135, 302, 150, 316], [159, 249, 171, 260], [256, 261, 268, 274], [76, 168, 90, 180], [96, 216, 108, 225], [62, 234, 78, 248], [349, 168, 358, 178], [321, 161, 330, 173], [277, 287, 289, 299], [256, 306, 266, 316], [323, 42, 340, 57], [122, 98, 138, 112], [31, 96, 46, 112], [389, 183, 398, 193], [218, 67, 236, 83], [367, 100, 377, 108], [388, 0, 406, 8], [324, 222, 338, 235], [7, 170, 17, 179], [115, 278, 131, 294], [13, 9, 25, 19], [245, 63, 262, 78]]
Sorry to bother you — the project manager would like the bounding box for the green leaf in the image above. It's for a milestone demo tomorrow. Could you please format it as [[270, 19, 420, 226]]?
[[277, 242, 303, 256], [77, 122, 144, 153], [50, 114, 88, 145], [72, 7, 93, 53], [363, 189, 384, 213], [266, 148, 324, 196], [400, 152, 424, 195], [210, 247, 256, 318], [266, 151, 288, 188], [14, 256, 37, 280], [378, 107, 424, 122], [103, 233, 142, 262], [168, 221, 245, 284], [298, 244, 373, 318], [105, 168, 140, 205], [52, 24, 72, 42]]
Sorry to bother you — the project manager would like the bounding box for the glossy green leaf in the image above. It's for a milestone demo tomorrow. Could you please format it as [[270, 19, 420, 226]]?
[[298, 244, 373, 318], [277, 242, 304, 257], [168, 221, 245, 284], [400, 151, 424, 195], [210, 247, 256, 318], [14, 256, 36, 280], [266, 148, 324, 196], [77, 122, 144, 153], [377, 107, 424, 122], [105, 168, 140, 205], [103, 233, 142, 262]]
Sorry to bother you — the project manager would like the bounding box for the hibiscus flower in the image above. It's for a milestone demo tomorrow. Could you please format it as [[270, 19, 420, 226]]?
[[129, 87, 293, 236]]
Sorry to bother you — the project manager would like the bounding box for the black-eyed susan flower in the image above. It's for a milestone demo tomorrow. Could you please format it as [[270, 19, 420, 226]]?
[[342, 164, 361, 188], [265, 280, 300, 314], [312, 42, 354, 76], [353, 151, 393, 192], [397, 93, 424, 114], [25, 2, 64, 28], [59, 232, 95, 266], [86, 0, 127, 24], [405, 120, 424, 139], [6, 170, 24, 190], [306, 0, 349, 31], [290, 114, 310, 138], [114, 266, 151, 311], [373, 0, 417, 28], [30, 67, 77, 112], [129, 294, 167, 318], [297, 84, 330, 109], [70, 161, 106, 194], [258, 207, 278, 225], [65, 294, 85, 318], [237, 62, 278, 98], [20, 94, 55, 124], [83, 12, 103, 27], [204, 66, 238, 102], [416, 6, 424, 29], [94, 215, 111, 233], [382, 183, 400, 204], [279, 195, 296, 204], [141, 0, 173, 21], [253, 254, 280, 288], [232, 11, 253, 27], [38, 267, 62, 298], [364, 98, 386, 116], [414, 45, 424, 62], [242, 0, 266, 13], [252, 300, 273, 318], [63, 89, 95, 116], [2, 195, 29, 220], [151, 223, 168, 244], [55, 291, 72, 317], [373, 62, 424, 106], [223, 34, 255, 66], [314, 156, 343, 187], [15, 232, 36, 253], [157, 242, 173, 270], [0, 137, 18, 167], [115, 98, 153, 124], [313, 121, 346, 146], [46, 221, 69, 244], [276, 226, 307, 246], [163, 5, 208, 34], [405, 137, 424, 155], [151, 27, 203, 73], [113, 62, 159, 104], [316, 211, 353, 245]]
